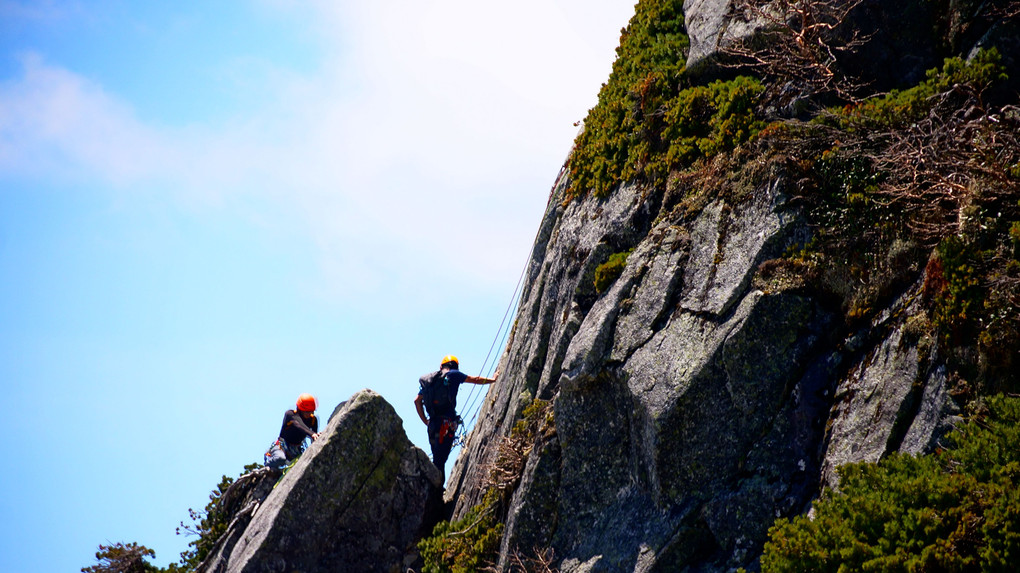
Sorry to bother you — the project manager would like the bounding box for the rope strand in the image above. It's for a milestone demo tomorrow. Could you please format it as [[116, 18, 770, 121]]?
[[456, 250, 531, 444], [464, 291, 519, 427], [462, 255, 528, 421], [460, 296, 517, 424]]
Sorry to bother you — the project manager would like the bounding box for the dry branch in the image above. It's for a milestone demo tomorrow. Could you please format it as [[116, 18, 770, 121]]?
[[723, 0, 870, 105], [505, 547, 559, 573]]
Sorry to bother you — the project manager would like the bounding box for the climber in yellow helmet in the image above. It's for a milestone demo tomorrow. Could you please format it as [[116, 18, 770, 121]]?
[[415, 355, 496, 478], [264, 393, 320, 470]]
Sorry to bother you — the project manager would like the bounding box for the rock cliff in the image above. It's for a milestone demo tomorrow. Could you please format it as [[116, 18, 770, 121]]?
[[442, 1, 1018, 571], [454, 163, 970, 568], [448, 161, 863, 571]]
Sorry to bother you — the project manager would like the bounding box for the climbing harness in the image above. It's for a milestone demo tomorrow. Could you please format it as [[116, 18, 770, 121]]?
[[437, 416, 463, 445], [264, 437, 304, 465]]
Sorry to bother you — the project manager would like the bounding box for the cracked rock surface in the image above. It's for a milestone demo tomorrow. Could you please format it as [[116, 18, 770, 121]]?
[[447, 154, 958, 572]]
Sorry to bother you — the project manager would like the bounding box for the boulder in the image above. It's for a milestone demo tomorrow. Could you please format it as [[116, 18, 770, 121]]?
[[199, 390, 443, 573], [683, 0, 774, 76]]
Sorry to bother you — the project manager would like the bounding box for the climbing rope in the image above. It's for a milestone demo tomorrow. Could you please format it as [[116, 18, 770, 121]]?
[[453, 250, 531, 446], [465, 294, 517, 426], [459, 293, 519, 433], [462, 254, 528, 422], [460, 289, 519, 420]]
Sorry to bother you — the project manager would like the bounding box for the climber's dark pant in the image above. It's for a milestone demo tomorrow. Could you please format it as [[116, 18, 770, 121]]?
[[427, 415, 457, 475]]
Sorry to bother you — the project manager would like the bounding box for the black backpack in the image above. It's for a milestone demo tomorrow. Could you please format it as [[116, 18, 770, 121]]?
[[420, 371, 455, 417]]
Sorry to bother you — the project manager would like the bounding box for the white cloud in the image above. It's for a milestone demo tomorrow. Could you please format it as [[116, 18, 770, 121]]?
[[0, 52, 168, 184], [0, 0, 635, 308]]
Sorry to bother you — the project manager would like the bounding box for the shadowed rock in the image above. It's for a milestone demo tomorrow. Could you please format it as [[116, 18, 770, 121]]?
[[195, 467, 281, 573]]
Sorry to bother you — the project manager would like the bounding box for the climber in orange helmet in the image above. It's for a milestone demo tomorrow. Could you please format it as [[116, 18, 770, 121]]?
[[264, 393, 320, 470], [415, 355, 496, 479]]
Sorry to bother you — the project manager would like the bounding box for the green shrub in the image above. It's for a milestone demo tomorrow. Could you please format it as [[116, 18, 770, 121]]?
[[661, 76, 766, 168], [567, 0, 688, 199], [514, 398, 552, 437], [566, 0, 887, 200], [792, 47, 1016, 339], [924, 235, 983, 346], [419, 490, 504, 573], [594, 249, 633, 293], [810, 147, 885, 236], [761, 394, 1020, 572], [83, 542, 166, 573], [821, 49, 1006, 131], [1010, 220, 1020, 258]]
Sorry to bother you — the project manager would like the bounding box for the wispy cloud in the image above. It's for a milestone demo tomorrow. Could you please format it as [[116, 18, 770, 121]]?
[[0, 52, 168, 183], [0, 0, 633, 308]]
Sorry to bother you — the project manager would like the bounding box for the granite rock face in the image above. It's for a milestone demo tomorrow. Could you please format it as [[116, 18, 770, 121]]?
[[683, 0, 774, 77], [437, 3, 1020, 568], [198, 390, 443, 573], [453, 0, 1010, 568], [446, 151, 960, 571], [821, 290, 961, 489]]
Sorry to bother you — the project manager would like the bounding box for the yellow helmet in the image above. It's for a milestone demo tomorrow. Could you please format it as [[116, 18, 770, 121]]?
[[440, 355, 459, 369]]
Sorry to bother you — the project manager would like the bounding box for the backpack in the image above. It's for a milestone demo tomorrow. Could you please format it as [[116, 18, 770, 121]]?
[[420, 370, 456, 417]]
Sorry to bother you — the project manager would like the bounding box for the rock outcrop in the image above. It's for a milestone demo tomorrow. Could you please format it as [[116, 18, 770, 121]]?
[[198, 390, 443, 573], [436, 1, 1020, 567], [448, 156, 963, 571]]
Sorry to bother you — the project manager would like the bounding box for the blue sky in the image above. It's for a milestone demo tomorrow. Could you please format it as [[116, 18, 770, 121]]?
[[0, 1, 635, 571]]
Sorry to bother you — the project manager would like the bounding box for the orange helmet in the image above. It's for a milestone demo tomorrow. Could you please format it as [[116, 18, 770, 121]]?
[[296, 393, 317, 412], [441, 355, 459, 369]]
